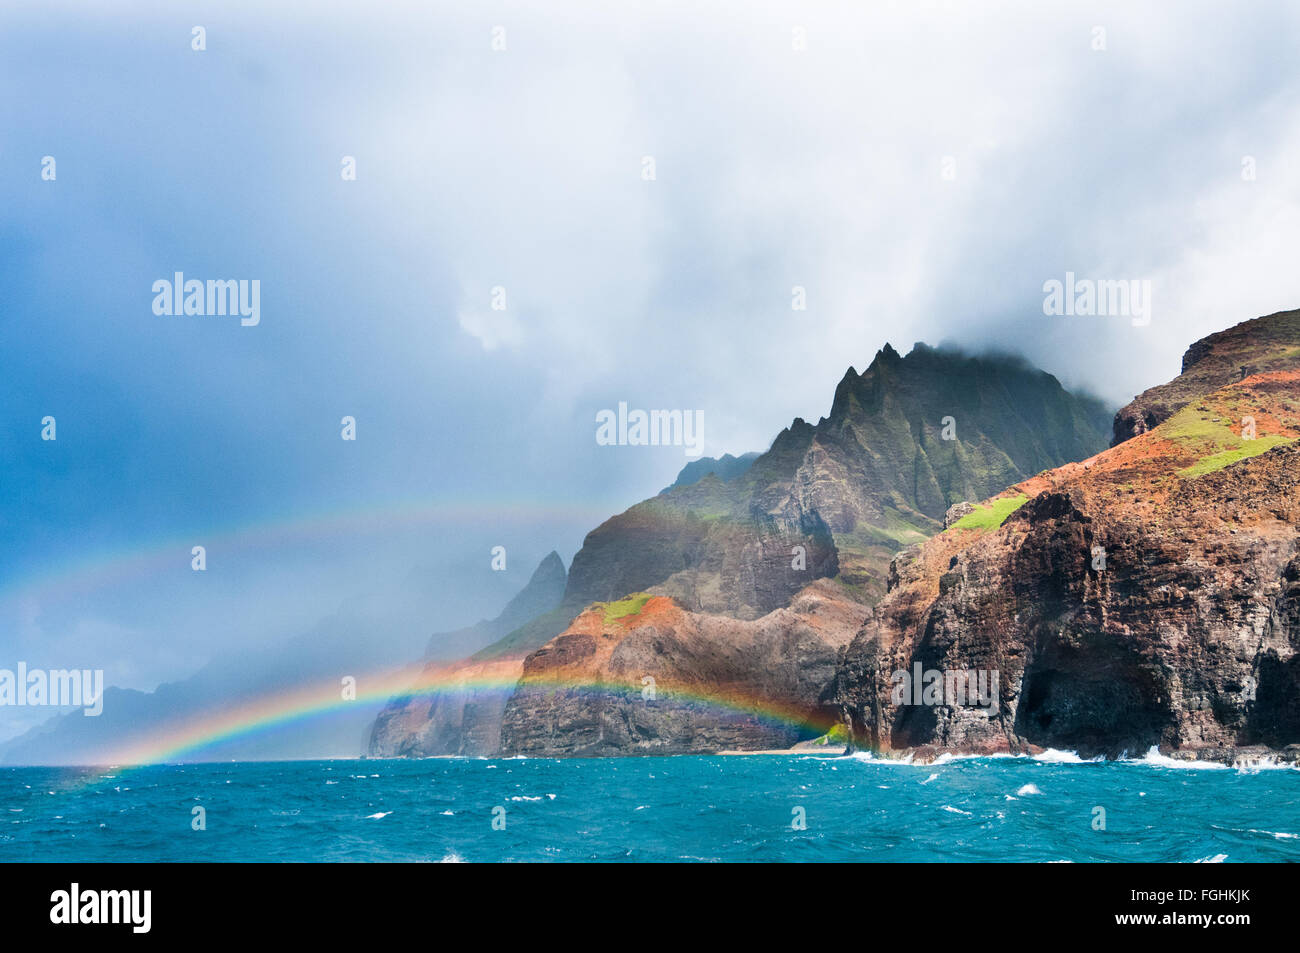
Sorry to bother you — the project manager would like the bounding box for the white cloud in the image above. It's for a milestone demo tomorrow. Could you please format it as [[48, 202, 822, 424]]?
[[458, 309, 526, 352], [7, 0, 1300, 696]]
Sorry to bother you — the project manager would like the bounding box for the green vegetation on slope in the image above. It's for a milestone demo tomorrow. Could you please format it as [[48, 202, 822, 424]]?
[[1178, 437, 1293, 478], [949, 494, 1030, 531], [599, 592, 653, 624], [1161, 405, 1242, 448], [1162, 404, 1296, 479]]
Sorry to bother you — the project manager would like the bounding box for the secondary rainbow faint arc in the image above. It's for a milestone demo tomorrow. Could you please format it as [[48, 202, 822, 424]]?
[[0, 497, 609, 607], [103, 665, 837, 767]]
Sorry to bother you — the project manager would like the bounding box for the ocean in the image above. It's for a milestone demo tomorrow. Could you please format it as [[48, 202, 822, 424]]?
[[3, 751, 1298, 862]]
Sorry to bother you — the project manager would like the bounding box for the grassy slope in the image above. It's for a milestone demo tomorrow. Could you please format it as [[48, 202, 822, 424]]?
[[949, 494, 1030, 530], [1161, 402, 1296, 479]]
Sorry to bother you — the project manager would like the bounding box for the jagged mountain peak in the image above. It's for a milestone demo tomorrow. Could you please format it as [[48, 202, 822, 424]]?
[[531, 551, 566, 582], [562, 339, 1111, 618], [875, 342, 903, 363]]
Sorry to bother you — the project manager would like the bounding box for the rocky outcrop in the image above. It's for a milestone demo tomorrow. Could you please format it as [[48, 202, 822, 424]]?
[[563, 491, 839, 622], [943, 502, 977, 528], [1111, 308, 1300, 445], [499, 581, 868, 756], [830, 365, 1300, 763]]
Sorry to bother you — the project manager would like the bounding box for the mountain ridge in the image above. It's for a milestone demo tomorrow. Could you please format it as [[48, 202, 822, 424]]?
[[562, 341, 1113, 619], [373, 340, 1115, 758]]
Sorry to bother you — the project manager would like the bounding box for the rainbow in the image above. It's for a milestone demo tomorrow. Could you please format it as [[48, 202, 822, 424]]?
[[71, 662, 838, 779], [0, 496, 610, 608], [8, 496, 838, 784]]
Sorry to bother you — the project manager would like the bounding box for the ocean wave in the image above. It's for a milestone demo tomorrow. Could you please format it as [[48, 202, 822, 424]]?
[[1127, 747, 1228, 770], [1231, 756, 1299, 772], [835, 746, 1294, 769], [1213, 824, 1298, 841], [932, 751, 1020, 764], [1033, 749, 1100, 764], [847, 751, 915, 767]]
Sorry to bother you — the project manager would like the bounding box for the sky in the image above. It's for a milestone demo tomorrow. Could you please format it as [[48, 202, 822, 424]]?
[[2, 0, 1299, 739]]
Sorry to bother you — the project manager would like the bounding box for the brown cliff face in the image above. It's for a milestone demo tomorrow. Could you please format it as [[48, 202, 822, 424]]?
[[498, 581, 867, 756], [831, 369, 1300, 764], [1111, 308, 1300, 445]]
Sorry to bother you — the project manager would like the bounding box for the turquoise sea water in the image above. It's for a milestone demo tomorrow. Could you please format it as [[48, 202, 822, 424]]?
[[2, 752, 1298, 862]]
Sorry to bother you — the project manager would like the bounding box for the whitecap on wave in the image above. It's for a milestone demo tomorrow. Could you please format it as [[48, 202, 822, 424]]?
[[846, 751, 915, 767], [1213, 824, 1298, 841], [1127, 747, 1228, 770], [1032, 749, 1100, 764]]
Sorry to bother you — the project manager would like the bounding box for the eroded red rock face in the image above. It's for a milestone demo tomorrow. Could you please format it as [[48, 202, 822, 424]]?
[[832, 367, 1300, 764], [499, 583, 868, 756]]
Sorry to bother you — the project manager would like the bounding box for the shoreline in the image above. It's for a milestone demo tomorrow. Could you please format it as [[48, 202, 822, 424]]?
[[716, 741, 1300, 767]]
